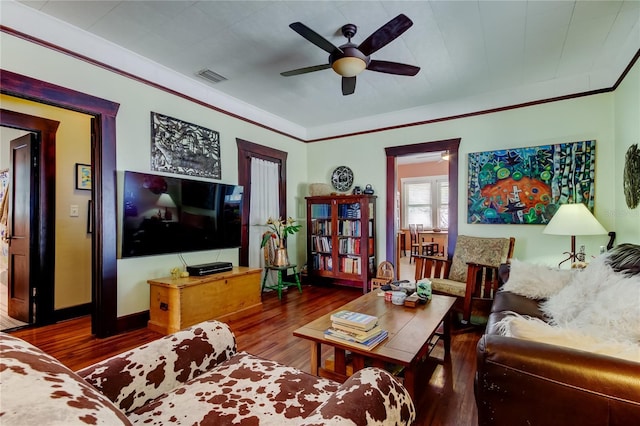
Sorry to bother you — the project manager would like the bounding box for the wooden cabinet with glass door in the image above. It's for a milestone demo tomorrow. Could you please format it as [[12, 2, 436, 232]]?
[[306, 195, 376, 293]]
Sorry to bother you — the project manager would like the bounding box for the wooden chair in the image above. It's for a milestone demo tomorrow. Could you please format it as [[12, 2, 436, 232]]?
[[409, 224, 421, 263], [410, 224, 438, 262], [370, 261, 395, 291], [414, 235, 515, 325]]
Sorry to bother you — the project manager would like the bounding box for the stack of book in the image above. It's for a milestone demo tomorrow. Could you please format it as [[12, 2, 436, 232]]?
[[324, 310, 388, 350]]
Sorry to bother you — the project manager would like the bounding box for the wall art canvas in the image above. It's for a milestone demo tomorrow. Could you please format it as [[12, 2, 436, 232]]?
[[468, 140, 596, 224], [151, 112, 221, 179]]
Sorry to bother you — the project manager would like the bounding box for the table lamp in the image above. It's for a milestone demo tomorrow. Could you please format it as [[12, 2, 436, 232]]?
[[156, 193, 176, 221], [543, 203, 607, 266]]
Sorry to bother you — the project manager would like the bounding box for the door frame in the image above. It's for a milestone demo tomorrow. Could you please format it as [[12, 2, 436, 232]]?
[[385, 138, 461, 262], [1, 70, 120, 338]]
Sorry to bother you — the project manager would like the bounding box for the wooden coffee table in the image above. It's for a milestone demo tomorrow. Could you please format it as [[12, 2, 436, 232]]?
[[293, 291, 456, 399]]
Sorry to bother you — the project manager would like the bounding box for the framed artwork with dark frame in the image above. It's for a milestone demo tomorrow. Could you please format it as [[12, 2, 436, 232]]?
[[150, 112, 221, 179], [467, 140, 596, 224], [75, 163, 91, 190]]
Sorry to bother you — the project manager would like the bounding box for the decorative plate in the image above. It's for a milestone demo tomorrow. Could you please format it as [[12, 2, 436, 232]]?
[[331, 166, 354, 191]]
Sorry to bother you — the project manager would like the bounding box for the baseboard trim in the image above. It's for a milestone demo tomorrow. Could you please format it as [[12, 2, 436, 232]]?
[[116, 310, 149, 333], [54, 303, 91, 322]]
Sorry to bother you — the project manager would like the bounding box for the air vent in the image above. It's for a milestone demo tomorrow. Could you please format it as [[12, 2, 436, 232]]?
[[197, 69, 227, 84]]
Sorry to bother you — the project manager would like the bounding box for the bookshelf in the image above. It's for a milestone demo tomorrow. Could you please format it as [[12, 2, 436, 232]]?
[[306, 194, 376, 292]]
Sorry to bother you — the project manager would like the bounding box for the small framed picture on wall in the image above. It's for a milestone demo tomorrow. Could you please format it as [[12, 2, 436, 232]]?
[[75, 163, 91, 190]]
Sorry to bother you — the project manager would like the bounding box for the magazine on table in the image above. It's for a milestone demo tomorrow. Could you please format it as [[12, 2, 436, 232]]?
[[329, 310, 378, 331], [324, 329, 388, 351], [326, 324, 384, 343]]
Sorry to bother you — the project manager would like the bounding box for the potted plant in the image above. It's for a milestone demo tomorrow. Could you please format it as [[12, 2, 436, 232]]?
[[261, 217, 302, 266]]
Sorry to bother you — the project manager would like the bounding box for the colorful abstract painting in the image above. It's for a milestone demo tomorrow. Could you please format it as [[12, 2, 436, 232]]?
[[468, 140, 596, 224]]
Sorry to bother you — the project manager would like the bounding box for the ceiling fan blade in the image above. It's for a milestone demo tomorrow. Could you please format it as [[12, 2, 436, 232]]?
[[281, 64, 331, 77], [289, 22, 343, 55], [342, 76, 356, 95], [358, 14, 413, 56], [367, 60, 420, 76]]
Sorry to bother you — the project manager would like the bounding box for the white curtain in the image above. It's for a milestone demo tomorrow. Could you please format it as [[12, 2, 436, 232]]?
[[249, 158, 280, 268]]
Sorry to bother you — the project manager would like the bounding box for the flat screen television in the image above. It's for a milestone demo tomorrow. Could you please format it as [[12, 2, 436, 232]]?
[[121, 171, 243, 258]]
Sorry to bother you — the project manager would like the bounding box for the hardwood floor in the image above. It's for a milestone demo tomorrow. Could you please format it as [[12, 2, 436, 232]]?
[[8, 284, 482, 425]]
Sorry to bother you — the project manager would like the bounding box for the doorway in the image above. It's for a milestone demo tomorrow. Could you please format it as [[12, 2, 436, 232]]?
[[0, 106, 93, 331], [385, 138, 461, 278], [0, 113, 60, 330], [396, 151, 450, 280], [0, 129, 30, 330], [1, 70, 120, 338]]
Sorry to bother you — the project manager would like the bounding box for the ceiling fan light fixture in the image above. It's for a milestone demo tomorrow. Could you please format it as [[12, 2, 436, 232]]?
[[332, 56, 367, 77]]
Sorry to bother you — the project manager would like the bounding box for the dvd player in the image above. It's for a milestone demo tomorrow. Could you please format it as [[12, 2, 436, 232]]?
[[186, 262, 233, 276]]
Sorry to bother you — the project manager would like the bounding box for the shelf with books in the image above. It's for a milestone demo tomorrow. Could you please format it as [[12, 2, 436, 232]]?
[[306, 194, 376, 292]]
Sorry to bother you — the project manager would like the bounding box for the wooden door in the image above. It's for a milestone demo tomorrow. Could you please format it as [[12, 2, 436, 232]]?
[[7, 133, 35, 323]]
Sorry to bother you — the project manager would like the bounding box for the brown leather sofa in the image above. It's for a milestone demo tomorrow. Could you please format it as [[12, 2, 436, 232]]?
[[475, 264, 640, 426]]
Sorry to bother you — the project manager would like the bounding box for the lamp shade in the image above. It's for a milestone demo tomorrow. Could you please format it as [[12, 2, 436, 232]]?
[[331, 56, 367, 77], [543, 203, 606, 236], [156, 193, 176, 208]]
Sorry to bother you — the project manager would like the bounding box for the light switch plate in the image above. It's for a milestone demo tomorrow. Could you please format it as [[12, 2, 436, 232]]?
[[70, 204, 79, 217]]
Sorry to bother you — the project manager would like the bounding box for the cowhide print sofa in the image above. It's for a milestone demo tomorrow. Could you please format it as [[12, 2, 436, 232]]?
[[1, 320, 416, 425]]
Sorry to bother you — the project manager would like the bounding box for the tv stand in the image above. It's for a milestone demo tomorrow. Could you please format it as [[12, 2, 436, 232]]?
[[147, 267, 262, 334]]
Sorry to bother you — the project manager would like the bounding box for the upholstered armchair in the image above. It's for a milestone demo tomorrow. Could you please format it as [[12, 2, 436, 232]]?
[[414, 235, 515, 325]]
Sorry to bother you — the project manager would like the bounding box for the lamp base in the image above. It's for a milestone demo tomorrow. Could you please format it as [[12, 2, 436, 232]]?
[[558, 252, 576, 268], [557, 235, 578, 268]]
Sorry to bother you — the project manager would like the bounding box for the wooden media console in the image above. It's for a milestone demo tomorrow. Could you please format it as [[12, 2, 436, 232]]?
[[147, 266, 262, 334]]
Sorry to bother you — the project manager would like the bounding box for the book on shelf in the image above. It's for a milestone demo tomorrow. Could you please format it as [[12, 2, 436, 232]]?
[[324, 329, 388, 351], [311, 204, 331, 218], [330, 310, 378, 331], [339, 257, 361, 274], [338, 203, 361, 219], [327, 324, 384, 342]]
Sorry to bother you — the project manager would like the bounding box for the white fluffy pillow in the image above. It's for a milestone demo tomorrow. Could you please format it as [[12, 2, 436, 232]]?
[[564, 265, 640, 343], [496, 314, 640, 363], [541, 254, 622, 325], [501, 259, 575, 299]]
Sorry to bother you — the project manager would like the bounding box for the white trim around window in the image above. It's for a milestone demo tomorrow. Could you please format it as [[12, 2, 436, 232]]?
[[401, 175, 448, 230]]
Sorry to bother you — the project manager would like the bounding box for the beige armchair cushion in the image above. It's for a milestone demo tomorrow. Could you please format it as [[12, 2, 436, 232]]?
[[448, 236, 513, 282], [431, 278, 467, 298]]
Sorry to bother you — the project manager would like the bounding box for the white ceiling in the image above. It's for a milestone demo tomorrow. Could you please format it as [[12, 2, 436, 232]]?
[[5, 1, 640, 140]]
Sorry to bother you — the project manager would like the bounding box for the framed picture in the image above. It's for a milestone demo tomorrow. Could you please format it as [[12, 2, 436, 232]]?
[[467, 140, 596, 224], [75, 163, 91, 190], [150, 112, 221, 179]]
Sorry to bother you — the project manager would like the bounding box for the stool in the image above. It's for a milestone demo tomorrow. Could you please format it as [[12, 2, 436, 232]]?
[[261, 264, 302, 299]]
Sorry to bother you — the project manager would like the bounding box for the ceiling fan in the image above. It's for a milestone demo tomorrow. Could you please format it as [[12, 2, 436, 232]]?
[[281, 14, 420, 96]]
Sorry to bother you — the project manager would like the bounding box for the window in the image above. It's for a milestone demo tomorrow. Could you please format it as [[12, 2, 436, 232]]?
[[402, 176, 448, 229]]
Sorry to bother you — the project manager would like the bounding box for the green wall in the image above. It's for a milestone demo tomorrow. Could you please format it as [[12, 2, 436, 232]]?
[[1, 28, 637, 318]]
